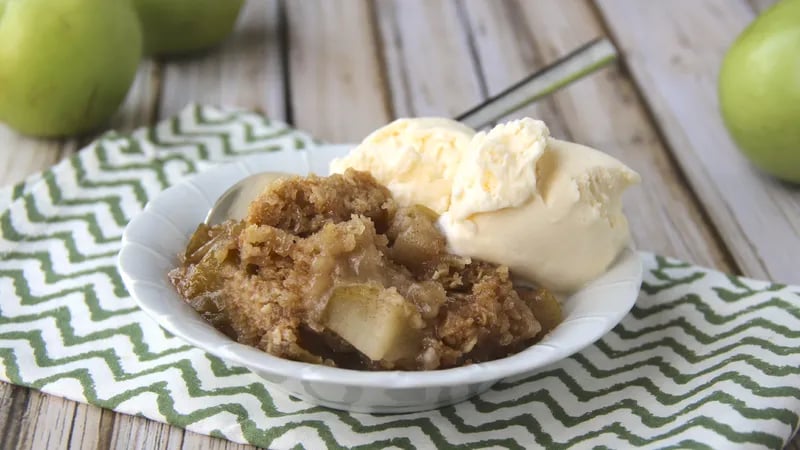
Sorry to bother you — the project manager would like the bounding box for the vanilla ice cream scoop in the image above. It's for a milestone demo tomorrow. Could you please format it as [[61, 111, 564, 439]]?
[[440, 138, 640, 293], [450, 118, 549, 219], [330, 118, 475, 214]]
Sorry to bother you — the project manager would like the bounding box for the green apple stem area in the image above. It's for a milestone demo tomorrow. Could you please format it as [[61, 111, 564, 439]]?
[[718, 0, 800, 183], [0, 0, 244, 138]]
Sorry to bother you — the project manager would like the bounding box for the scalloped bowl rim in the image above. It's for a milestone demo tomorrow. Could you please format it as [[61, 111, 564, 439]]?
[[118, 144, 642, 390]]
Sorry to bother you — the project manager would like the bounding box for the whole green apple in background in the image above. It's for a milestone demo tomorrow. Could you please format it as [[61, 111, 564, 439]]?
[[719, 0, 800, 183], [135, 0, 245, 56], [0, 0, 142, 137]]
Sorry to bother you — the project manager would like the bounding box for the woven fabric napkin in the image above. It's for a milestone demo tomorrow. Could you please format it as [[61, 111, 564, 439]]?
[[1, 104, 799, 449]]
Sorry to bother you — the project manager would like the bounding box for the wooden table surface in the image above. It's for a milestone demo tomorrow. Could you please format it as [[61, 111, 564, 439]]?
[[2, 1, 798, 449]]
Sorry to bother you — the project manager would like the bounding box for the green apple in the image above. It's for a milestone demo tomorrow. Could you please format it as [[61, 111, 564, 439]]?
[[0, 0, 142, 137], [135, 0, 245, 56], [719, 0, 800, 183]]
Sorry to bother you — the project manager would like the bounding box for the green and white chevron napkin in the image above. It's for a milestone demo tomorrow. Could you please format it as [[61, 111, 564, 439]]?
[[2, 105, 799, 449]]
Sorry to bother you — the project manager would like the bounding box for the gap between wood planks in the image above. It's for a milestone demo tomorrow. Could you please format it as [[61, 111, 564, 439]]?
[[366, 0, 399, 121], [278, 0, 294, 125], [454, 0, 491, 101]]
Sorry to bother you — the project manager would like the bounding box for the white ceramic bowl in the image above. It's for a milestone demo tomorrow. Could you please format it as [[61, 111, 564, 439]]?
[[118, 144, 643, 413]]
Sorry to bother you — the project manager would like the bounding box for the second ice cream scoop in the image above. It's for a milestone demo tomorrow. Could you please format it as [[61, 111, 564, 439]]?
[[440, 138, 640, 293]]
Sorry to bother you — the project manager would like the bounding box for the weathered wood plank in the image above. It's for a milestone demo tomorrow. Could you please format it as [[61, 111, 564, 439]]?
[[454, 0, 579, 139], [159, 0, 286, 121], [12, 391, 74, 450], [107, 414, 184, 450], [69, 403, 115, 450], [374, 0, 483, 118], [286, 0, 391, 141], [0, 382, 29, 450], [181, 431, 255, 450], [457, 0, 735, 271], [596, 0, 800, 284]]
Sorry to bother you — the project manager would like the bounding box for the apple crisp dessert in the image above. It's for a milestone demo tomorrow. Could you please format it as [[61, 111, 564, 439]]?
[[169, 169, 561, 370]]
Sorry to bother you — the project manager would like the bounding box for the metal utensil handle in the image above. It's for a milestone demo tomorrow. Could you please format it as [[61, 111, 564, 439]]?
[[455, 37, 618, 130]]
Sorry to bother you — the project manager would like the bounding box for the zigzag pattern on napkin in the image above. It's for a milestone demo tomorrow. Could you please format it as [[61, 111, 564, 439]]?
[[1, 105, 800, 449]]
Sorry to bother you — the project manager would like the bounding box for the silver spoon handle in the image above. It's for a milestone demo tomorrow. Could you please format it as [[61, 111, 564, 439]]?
[[455, 37, 618, 130]]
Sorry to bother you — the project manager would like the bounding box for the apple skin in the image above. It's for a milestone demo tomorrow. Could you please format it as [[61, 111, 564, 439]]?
[[135, 0, 245, 56], [719, 0, 800, 183], [0, 0, 142, 137]]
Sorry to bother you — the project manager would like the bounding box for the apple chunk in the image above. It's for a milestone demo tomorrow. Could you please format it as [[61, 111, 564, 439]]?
[[323, 285, 421, 362]]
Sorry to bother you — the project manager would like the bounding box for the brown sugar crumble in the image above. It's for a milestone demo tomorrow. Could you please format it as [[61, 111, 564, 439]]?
[[169, 169, 561, 371]]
